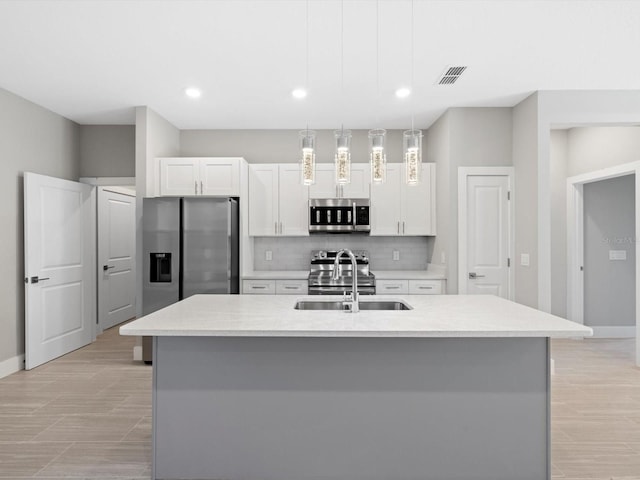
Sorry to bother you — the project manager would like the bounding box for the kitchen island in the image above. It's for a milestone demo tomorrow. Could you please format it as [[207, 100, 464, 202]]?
[[120, 294, 591, 480]]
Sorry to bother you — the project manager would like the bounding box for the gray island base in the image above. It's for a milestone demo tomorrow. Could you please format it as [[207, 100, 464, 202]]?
[[120, 294, 592, 480]]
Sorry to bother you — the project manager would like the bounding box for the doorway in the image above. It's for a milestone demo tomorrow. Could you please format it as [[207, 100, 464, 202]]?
[[567, 162, 640, 366], [458, 167, 515, 299]]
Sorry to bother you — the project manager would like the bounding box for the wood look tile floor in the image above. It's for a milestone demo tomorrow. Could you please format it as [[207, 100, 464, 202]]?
[[0, 329, 639, 479]]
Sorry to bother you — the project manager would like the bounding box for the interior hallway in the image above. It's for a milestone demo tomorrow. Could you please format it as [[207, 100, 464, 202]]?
[[0, 326, 639, 479]]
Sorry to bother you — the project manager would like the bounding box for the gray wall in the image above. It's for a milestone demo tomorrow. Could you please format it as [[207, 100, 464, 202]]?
[[512, 93, 539, 308], [180, 129, 405, 164], [584, 175, 635, 328], [0, 87, 80, 364], [135, 107, 181, 317], [549, 130, 568, 317], [426, 107, 513, 294], [254, 236, 432, 271], [79, 125, 135, 177], [567, 126, 640, 177]]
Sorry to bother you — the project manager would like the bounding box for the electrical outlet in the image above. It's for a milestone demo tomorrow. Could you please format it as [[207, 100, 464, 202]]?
[[265, 250, 272, 261], [393, 250, 400, 261], [520, 253, 530, 266]]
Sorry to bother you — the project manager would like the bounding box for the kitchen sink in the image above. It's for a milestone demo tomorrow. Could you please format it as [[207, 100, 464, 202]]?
[[294, 300, 412, 311]]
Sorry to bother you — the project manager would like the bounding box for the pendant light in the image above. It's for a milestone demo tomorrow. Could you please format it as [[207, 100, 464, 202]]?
[[403, 0, 422, 185], [369, 0, 386, 184], [299, 0, 316, 185], [335, 0, 351, 185]]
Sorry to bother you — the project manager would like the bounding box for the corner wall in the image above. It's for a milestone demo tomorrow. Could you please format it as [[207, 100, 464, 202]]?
[[0, 87, 80, 366], [79, 125, 135, 177]]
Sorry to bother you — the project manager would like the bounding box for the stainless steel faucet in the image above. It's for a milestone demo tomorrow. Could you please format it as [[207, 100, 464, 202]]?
[[331, 249, 359, 313]]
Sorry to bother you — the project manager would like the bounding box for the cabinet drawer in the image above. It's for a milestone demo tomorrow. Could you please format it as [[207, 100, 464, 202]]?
[[408, 280, 443, 295], [242, 280, 275, 295], [275, 280, 308, 295], [376, 280, 409, 294]]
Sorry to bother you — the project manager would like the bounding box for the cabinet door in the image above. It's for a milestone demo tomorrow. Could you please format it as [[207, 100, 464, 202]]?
[[402, 163, 434, 235], [278, 164, 309, 236], [242, 279, 276, 295], [159, 158, 200, 196], [408, 279, 443, 295], [248, 164, 279, 236], [342, 164, 370, 199], [370, 164, 402, 235], [200, 158, 240, 196], [376, 279, 409, 294], [308, 164, 339, 199]]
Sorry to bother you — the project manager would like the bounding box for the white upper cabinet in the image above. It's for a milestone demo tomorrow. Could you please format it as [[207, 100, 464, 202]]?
[[249, 164, 308, 237], [158, 157, 241, 196], [309, 164, 370, 199], [370, 163, 436, 236]]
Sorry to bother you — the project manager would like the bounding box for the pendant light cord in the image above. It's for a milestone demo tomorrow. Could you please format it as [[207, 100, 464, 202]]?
[[376, 0, 380, 128], [306, 0, 310, 136], [341, 0, 344, 128], [410, 0, 415, 132]]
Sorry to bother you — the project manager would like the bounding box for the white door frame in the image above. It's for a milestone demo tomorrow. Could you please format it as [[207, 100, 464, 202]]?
[[458, 167, 515, 300], [566, 161, 640, 366]]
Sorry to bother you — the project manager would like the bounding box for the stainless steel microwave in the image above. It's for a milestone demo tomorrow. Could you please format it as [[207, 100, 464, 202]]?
[[309, 198, 371, 233]]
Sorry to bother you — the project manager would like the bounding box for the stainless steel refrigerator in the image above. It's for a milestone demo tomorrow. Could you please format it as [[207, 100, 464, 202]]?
[[142, 197, 239, 362]]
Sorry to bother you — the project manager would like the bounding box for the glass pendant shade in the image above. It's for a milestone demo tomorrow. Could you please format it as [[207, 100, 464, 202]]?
[[403, 129, 423, 185], [299, 129, 316, 185], [368, 129, 386, 184], [334, 129, 352, 185]]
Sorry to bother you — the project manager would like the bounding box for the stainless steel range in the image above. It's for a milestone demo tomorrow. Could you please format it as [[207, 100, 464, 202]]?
[[308, 250, 376, 295]]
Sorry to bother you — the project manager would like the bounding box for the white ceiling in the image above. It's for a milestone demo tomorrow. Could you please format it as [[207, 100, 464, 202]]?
[[0, 0, 639, 129]]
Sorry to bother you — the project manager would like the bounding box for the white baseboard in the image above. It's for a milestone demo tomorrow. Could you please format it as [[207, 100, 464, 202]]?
[[133, 345, 142, 361], [590, 326, 635, 338], [0, 354, 25, 379]]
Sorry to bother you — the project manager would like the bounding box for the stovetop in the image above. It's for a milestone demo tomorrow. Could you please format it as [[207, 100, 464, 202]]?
[[308, 250, 375, 287]]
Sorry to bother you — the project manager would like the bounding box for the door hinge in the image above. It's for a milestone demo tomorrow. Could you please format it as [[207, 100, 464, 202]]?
[[507, 258, 511, 267], [507, 191, 511, 200]]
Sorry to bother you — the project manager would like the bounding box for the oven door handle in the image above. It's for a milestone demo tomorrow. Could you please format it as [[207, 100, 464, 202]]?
[[352, 202, 357, 227]]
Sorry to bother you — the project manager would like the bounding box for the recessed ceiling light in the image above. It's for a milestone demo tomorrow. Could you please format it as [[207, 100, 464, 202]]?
[[185, 87, 202, 99], [292, 88, 307, 99], [395, 88, 411, 99]]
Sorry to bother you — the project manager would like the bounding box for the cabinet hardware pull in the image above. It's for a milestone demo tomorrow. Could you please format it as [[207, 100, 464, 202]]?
[[275, 222, 278, 235], [387, 286, 400, 290], [195, 181, 198, 195], [284, 286, 298, 289], [403, 222, 405, 234], [397, 222, 400, 234], [419, 286, 433, 289], [252, 285, 267, 289], [200, 181, 203, 194]]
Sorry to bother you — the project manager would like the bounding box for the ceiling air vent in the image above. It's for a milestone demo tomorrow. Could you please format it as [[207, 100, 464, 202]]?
[[437, 66, 467, 85]]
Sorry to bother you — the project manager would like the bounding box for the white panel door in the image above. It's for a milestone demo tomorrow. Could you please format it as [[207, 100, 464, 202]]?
[[308, 164, 338, 199], [248, 164, 279, 236], [200, 158, 240, 196], [24, 173, 95, 369], [342, 164, 371, 199], [464, 175, 511, 298], [370, 164, 401, 235], [159, 158, 199, 196], [402, 163, 433, 235], [278, 164, 309, 236], [98, 188, 136, 332]]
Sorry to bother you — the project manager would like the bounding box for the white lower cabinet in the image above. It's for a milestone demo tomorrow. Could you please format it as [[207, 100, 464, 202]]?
[[376, 280, 409, 294], [376, 278, 445, 295], [275, 280, 308, 295], [408, 280, 444, 295], [243, 279, 308, 295], [242, 280, 276, 295]]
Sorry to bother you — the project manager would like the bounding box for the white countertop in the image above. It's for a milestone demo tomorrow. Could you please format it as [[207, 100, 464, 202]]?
[[242, 268, 446, 281], [242, 271, 308, 280], [120, 294, 592, 339], [374, 270, 446, 280]]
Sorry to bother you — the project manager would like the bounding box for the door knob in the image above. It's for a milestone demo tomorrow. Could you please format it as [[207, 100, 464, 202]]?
[[469, 272, 485, 279], [103, 265, 115, 271]]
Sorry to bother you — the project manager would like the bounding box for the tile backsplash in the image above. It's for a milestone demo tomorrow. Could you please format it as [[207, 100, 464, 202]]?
[[254, 236, 434, 271]]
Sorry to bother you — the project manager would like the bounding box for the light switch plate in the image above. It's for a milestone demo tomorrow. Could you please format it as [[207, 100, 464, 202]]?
[[265, 250, 272, 261], [609, 250, 627, 261], [441, 251, 446, 263], [520, 253, 530, 266], [393, 250, 400, 261]]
